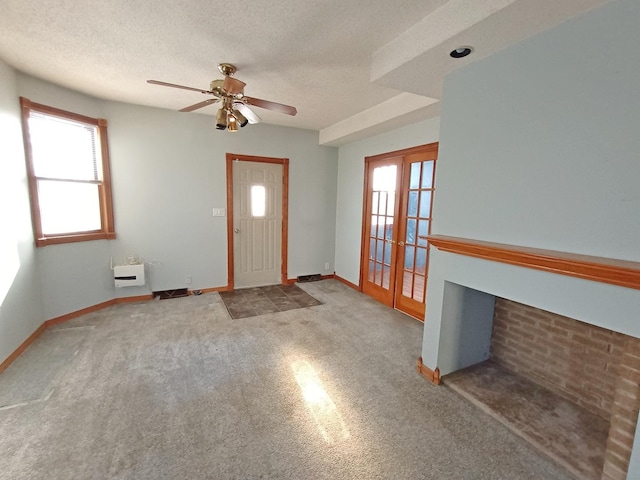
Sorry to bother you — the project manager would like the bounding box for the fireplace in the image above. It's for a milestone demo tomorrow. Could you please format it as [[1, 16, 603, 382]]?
[[420, 236, 640, 480], [490, 298, 640, 478]]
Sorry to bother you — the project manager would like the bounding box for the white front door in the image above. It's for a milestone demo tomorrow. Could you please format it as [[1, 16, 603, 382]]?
[[232, 160, 283, 288]]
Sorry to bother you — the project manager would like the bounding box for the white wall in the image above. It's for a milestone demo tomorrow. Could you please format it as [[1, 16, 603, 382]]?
[[0, 60, 44, 363], [334, 118, 440, 284], [424, 1, 640, 476]]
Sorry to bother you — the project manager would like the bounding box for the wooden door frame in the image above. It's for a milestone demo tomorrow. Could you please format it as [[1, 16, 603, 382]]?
[[226, 153, 289, 290], [359, 142, 439, 315]]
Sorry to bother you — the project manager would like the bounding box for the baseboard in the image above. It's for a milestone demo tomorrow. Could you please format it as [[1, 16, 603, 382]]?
[[196, 286, 231, 294], [0, 288, 209, 374], [334, 274, 360, 291], [115, 294, 155, 304], [285, 274, 335, 285], [44, 295, 154, 327], [45, 299, 116, 327], [417, 357, 441, 385], [0, 323, 47, 374]]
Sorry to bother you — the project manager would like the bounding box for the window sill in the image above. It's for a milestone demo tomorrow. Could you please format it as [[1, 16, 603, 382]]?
[[35, 231, 116, 247]]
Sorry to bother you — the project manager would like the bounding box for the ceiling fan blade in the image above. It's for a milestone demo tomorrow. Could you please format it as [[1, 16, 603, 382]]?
[[147, 79, 210, 94], [179, 98, 219, 112], [235, 103, 261, 124], [223, 76, 246, 95], [243, 97, 297, 116]]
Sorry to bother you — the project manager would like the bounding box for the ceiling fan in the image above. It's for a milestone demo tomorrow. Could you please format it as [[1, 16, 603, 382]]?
[[147, 63, 297, 131]]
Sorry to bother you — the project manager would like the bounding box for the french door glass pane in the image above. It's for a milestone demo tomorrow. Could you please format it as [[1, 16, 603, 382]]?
[[421, 161, 434, 188], [419, 191, 432, 218], [373, 165, 397, 191], [376, 192, 384, 215], [382, 265, 391, 289], [404, 245, 415, 269], [371, 192, 379, 213], [418, 220, 429, 246], [409, 162, 421, 189], [383, 240, 392, 265], [416, 247, 427, 274], [384, 217, 394, 240], [376, 239, 384, 263], [408, 191, 418, 216], [405, 218, 417, 245]]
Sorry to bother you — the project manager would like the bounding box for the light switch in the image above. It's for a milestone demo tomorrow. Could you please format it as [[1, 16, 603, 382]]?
[[212, 207, 226, 217]]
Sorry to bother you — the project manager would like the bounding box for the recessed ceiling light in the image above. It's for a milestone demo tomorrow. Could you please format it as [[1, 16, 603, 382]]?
[[450, 46, 473, 58]]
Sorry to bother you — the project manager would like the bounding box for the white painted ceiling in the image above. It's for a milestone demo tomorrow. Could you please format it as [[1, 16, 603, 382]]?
[[0, 0, 611, 146]]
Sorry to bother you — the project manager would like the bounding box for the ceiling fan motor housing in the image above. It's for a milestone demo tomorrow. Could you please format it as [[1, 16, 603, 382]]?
[[217, 63, 237, 77]]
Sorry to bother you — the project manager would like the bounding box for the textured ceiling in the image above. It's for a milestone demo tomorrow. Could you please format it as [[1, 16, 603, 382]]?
[[0, 0, 611, 145]]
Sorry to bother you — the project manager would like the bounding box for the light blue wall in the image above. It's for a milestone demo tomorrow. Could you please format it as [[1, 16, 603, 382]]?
[[0, 60, 44, 363], [425, 0, 640, 358], [102, 100, 338, 292], [1, 67, 338, 362], [335, 118, 440, 285], [433, 1, 640, 261], [17, 75, 121, 318], [424, 1, 640, 476]]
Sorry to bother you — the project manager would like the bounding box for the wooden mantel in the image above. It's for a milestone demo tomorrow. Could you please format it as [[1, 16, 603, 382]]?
[[427, 235, 640, 291]]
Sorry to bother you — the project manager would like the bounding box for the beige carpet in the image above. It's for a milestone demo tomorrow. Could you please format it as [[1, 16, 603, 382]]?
[[0, 280, 572, 479]]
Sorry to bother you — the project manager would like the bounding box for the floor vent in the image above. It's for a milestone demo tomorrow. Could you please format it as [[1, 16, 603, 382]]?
[[154, 288, 189, 300], [297, 273, 322, 283]]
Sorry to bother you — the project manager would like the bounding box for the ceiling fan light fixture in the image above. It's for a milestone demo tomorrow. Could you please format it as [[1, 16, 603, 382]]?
[[227, 116, 238, 132], [231, 109, 248, 127], [215, 108, 228, 130]]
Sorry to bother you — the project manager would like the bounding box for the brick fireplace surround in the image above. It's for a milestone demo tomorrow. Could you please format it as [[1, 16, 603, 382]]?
[[492, 298, 640, 479], [421, 235, 640, 480]]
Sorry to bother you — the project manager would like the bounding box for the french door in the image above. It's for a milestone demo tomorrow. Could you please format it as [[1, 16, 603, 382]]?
[[361, 143, 438, 320]]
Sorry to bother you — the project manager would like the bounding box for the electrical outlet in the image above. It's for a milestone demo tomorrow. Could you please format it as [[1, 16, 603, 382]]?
[[324, 262, 330, 270], [185, 275, 192, 284]]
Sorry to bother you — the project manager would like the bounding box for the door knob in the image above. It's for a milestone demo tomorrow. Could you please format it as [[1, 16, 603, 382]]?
[[234, 228, 240, 233], [398, 241, 405, 246]]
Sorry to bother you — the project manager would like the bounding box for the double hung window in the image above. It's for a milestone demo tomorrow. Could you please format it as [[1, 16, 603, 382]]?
[[20, 97, 115, 246]]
